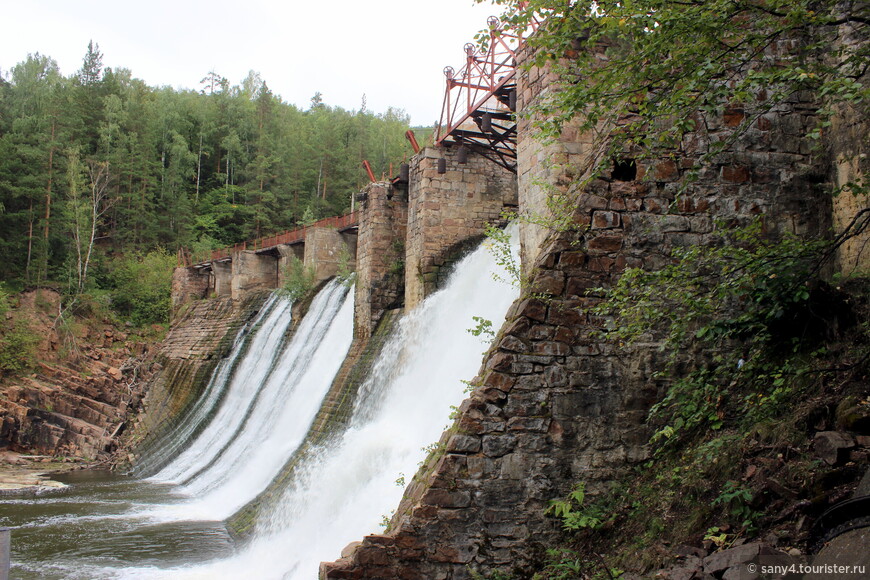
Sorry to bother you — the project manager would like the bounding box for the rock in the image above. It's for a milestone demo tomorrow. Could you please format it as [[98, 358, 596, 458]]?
[[659, 556, 702, 580], [813, 431, 855, 465], [854, 467, 870, 497], [836, 397, 870, 434], [341, 541, 361, 558], [702, 542, 762, 575], [704, 543, 793, 579], [107, 367, 123, 381], [0, 451, 24, 465]]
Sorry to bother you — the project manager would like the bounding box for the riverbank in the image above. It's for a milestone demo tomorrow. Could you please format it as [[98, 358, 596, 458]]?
[[0, 451, 90, 493]]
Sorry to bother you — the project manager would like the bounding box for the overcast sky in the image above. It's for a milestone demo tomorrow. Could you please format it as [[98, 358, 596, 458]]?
[[1, 0, 498, 126]]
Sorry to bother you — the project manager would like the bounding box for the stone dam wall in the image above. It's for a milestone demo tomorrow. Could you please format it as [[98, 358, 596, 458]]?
[[319, 34, 866, 580]]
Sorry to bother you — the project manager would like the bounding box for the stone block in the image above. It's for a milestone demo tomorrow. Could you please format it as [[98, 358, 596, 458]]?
[[653, 159, 679, 181], [722, 165, 751, 183], [813, 431, 855, 465], [586, 234, 624, 253], [447, 435, 482, 454], [530, 270, 566, 296], [592, 210, 622, 229], [421, 488, 472, 509], [482, 434, 518, 457]]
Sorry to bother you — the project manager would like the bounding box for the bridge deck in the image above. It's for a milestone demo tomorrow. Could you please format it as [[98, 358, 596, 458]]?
[[183, 211, 359, 267]]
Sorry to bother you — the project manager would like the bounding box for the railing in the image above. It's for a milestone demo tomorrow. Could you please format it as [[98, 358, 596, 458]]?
[[180, 211, 359, 267]]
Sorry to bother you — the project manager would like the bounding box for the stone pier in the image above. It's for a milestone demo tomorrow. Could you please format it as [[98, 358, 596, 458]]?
[[405, 146, 518, 310], [353, 182, 407, 339]]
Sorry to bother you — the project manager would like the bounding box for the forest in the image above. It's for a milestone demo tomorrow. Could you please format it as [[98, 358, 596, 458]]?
[[0, 42, 420, 298]]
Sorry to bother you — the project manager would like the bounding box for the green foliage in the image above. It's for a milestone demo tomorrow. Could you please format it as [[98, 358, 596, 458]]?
[[0, 48, 415, 287], [0, 284, 10, 317], [712, 481, 759, 530], [484, 219, 522, 288], [467, 316, 495, 342], [108, 249, 175, 326], [469, 569, 515, 580], [546, 482, 609, 532], [703, 527, 731, 550], [487, 0, 869, 173], [0, 286, 39, 376], [388, 239, 405, 277], [281, 257, 316, 301], [379, 510, 395, 530], [593, 221, 845, 448], [534, 548, 624, 580]]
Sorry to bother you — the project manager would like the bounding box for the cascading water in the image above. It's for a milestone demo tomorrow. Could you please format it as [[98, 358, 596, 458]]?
[[0, 228, 518, 580], [144, 279, 355, 521], [132, 293, 287, 477], [150, 226, 520, 579], [0, 280, 355, 579]]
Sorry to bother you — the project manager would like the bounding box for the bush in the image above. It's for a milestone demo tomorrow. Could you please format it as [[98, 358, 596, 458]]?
[[281, 257, 316, 301], [0, 284, 38, 376], [109, 250, 175, 326]]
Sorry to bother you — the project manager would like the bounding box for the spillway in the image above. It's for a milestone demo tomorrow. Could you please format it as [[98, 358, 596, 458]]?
[[0, 229, 519, 580]]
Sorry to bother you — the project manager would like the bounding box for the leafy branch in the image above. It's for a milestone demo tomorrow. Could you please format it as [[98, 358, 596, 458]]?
[[593, 215, 870, 448], [483, 0, 869, 177]]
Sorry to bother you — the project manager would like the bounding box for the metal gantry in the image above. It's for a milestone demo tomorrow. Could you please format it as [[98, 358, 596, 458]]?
[[435, 5, 538, 173]]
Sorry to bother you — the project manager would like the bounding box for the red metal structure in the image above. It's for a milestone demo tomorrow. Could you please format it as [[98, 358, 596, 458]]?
[[184, 211, 359, 267], [435, 4, 538, 173]]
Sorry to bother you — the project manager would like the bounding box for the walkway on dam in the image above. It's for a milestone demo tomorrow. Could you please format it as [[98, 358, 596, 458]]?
[[179, 211, 359, 267]]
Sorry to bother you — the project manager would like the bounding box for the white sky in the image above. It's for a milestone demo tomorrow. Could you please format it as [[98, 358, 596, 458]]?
[[1, 0, 498, 126]]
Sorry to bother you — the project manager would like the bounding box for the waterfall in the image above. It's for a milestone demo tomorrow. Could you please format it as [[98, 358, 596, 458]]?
[[132, 293, 286, 477], [144, 279, 355, 521], [1, 230, 518, 580], [161, 226, 520, 579]]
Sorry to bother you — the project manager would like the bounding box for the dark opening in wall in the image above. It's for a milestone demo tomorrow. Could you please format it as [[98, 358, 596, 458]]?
[[612, 159, 637, 181]]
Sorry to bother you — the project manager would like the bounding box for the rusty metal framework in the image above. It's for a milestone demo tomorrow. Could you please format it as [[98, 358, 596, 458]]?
[[435, 5, 538, 173]]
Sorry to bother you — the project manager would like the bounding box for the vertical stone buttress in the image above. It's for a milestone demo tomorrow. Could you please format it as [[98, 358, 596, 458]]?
[[405, 146, 518, 310], [170, 266, 210, 314], [830, 15, 870, 275], [212, 261, 232, 298], [230, 251, 279, 300], [322, 35, 838, 580], [354, 182, 408, 339], [303, 226, 357, 284]]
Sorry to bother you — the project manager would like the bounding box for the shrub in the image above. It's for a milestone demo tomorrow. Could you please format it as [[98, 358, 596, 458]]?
[[109, 250, 175, 326], [0, 284, 38, 376], [281, 257, 316, 301]]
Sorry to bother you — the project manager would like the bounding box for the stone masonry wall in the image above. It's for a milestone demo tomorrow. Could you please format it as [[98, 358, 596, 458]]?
[[231, 250, 278, 300], [830, 17, 870, 275], [354, 182, 408, 339], [321, 41, 837, 580], [515, 45, 581, 272], [213, 260, 232, 297], [170, 267, 210, 314], [405, 146, 518, 310], [303, 226, 357, 284]]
